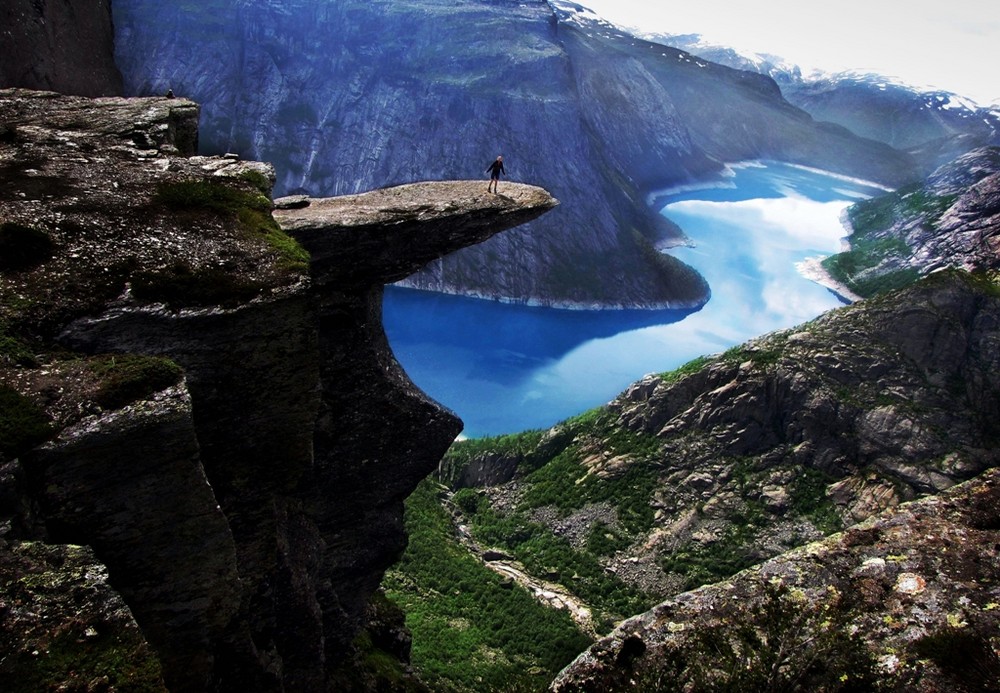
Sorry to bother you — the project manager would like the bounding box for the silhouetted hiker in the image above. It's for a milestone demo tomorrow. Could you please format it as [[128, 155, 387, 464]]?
[[486, 155, 505, 193], [165, 88, 174, 98]]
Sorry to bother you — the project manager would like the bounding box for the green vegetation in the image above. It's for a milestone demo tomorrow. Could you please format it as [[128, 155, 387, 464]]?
[[0, 321, 36, 367], [788, 468, 842, 535], [585, 521, 631, 557], [632, 229, 707, 301], [659, 517, 764, 592], [899, 189, 959, 220], [518, 450, 588, 511], [327, 593, 427, 693], [89, 354, 184, 410], [821, 184, 958, 298], [335, 630, 425, 693], [131, 260, 264, 308], [465, 501, 653, 626], [660, 460, 839, 591], [504, 409, 661, 534], [658, 355, 712, 383], [721, 343, 783, 368], [155, 178, 309, 270], [384, 480, 592, 692], [847, 185, 914, 235], [440, 429, 545, 483], [823, 245, 919, 297], [547, 251, 606, 301], [447, 409, 661, 628], [129, 178, 310, 308], [237, 168, 273, 195], [0, 222, 54, 272], [0, 626, 166, 693], [447, 430, 545, 463], [520, 450, 658, 535], [452, 487, 483, 516], [846, 184, 956, 238], [937, 268, 1000, 298], [0, 386, 52, 460]]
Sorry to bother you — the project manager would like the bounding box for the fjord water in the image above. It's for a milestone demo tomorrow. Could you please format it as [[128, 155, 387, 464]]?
[[384, 162, 890, 438]]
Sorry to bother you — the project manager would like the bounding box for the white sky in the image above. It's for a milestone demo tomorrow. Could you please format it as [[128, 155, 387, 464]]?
[[574, 0, 1000, 106]]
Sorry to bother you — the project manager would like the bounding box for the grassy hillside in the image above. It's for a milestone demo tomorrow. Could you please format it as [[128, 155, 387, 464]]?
[[383, 480, 592, 692]]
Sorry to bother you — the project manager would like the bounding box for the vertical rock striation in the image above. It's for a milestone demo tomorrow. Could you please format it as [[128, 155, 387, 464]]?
[[0, 0, 123, 97]]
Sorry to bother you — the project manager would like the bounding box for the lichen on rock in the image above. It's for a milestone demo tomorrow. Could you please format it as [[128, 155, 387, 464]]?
[[552, 469, 1000, 691]]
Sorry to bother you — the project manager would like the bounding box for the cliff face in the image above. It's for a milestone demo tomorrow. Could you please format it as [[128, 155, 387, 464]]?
[[109, 0, 916, 308], [0, 89, 557, 691], [0, 0, 123, 97]]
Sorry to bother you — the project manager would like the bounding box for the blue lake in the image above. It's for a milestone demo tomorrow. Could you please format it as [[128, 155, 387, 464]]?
[[383, 161, 891, 438]]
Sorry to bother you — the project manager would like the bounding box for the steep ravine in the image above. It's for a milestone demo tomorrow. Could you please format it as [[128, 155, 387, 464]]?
[[0, 90, 557, 691], [441, 488, 599, 637]]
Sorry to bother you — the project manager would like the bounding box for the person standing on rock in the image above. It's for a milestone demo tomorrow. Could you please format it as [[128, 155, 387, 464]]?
[[486, 155, 505, 193]]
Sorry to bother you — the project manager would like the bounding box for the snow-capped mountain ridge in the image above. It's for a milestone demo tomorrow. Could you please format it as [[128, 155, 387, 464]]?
[[609, 25, 1000, 169]]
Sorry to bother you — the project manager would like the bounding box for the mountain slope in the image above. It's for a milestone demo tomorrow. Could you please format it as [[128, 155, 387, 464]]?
[[823, 146, 1000, 297], [437, 270, 1000, 635], [653, 32, 1000, 171], [553, 6, 916, 186]]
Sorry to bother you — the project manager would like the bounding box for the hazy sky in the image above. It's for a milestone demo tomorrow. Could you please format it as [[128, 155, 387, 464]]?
[[574, 0, 1000, 106]]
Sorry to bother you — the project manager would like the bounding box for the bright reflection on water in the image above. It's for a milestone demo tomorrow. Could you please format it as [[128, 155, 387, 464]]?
[[383, 161, 890, 438]]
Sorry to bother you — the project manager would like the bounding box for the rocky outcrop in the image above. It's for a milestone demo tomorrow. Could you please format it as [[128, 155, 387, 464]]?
[[551, 468, 1000, 691], [823, 146, 1000, 297], [610, 268, 1000, 515], [110, 0, 916, 309], [273, 181, 559, 286], [1, 0, 123, 97], [441, 269, 1000, 627], [0, 90, 557, 690]]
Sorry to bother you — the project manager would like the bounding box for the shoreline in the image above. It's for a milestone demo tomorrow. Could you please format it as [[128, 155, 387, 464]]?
[[796, 256, 863, 303], [390, 280, 712, 312]]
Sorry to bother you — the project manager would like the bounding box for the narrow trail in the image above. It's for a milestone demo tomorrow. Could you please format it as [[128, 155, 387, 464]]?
[[442, 493, 599, 638]]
